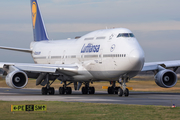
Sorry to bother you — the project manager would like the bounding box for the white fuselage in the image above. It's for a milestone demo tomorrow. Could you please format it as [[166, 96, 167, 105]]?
[[30, 28, 145, 81]]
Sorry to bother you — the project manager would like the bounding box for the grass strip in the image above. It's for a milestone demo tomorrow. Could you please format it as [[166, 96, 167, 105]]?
[[0, 101, 180, 120]]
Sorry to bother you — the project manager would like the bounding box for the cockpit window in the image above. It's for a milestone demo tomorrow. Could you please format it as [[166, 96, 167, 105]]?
[[117, 33, 135, 38], [122, 33, 129, 37], [129, 33, 135, 37]]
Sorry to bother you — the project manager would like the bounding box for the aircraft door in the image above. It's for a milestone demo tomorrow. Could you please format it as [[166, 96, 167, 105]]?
[[47, 51, 51, 64], [62, 50, 66, 64], [99, 49, 103, 64]]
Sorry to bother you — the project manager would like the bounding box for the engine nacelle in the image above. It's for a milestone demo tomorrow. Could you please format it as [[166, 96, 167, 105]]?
[[6, 70, 28, 89], [155, 69, 177, 88]]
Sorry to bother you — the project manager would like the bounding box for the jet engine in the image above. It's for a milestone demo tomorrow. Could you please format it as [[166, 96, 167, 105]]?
[[155, 69, 177, 88], [6, 70, 28, 89]]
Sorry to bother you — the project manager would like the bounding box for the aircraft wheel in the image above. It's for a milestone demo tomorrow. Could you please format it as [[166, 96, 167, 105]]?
[[66, 87, 72, 94], [115, 87, 120, 94], [89, 87, 95, 94], [42, 87, 48, 95], [108, 87, 114, 94], [124, 88, 129, 97], [49, 87, 55, 95], [82, 87, 88, 94], [118, 87, 123, 97], [59, 87, 65, 95], [107, 87, 111, 94]]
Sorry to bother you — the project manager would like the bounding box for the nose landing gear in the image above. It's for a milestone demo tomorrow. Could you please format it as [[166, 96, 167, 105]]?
[[108, 78, 130, 97], [118, 77, 129, 97]]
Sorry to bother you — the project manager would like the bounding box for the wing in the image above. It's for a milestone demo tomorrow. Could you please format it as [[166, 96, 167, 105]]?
[[142, 60, 180, 72], [0, 46, 32, 53], [141, 60, 180, 88], [0, 62, 93, 89], [0, 62, 79, 76]]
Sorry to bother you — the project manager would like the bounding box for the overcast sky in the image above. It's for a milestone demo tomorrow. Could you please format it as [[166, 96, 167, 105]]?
[[0, 0, 180, 63]]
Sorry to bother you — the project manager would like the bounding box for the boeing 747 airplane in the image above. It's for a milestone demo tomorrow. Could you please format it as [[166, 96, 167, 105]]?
[[0, 0, 179, 97]]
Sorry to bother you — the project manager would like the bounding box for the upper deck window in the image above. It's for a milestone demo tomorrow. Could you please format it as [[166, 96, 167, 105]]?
[[117, 33, 135, 38]]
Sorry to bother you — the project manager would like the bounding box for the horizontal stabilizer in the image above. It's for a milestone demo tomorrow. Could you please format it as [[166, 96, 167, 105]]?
[[0, 46, 32, 53]]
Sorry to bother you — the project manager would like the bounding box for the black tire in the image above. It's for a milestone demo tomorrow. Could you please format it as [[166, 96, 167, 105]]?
[[66, 87, 72, 94], [108, 87, 114, 94], [82, 87, 88, 94], [89, 87, 95, 94], [124, 88, 129, 97], [59, 87, 65, 95], [49, 87, 55, 95], [82, 87, 84, 94], [108, 87, 111, 94], [115, 87, 119, 94], [42, 87, 47, 95], [118, 87, 123, 97]]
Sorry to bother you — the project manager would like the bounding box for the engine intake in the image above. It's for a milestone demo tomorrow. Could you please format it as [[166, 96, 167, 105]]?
[[155, 69, 177, 88], [6, 70, 28, 89]]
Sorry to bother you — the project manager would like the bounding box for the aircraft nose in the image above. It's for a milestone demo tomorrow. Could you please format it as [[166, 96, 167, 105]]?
[[129, 49, 145, 71]]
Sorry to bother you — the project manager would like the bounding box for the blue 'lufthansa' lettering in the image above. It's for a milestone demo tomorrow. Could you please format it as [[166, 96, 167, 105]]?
[[81, 43, 100, 53], [34, 51, 41, 55]]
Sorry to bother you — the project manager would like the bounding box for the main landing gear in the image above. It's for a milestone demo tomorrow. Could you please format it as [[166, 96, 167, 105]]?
[[41, 81, 55, 95], [81, 82, 95, 94], [41, 74, 55, 95], [59, 81, 72, 95], [107, 81, 120, 94], [108, 78, 129, 97], [42, 87, 55, 95]]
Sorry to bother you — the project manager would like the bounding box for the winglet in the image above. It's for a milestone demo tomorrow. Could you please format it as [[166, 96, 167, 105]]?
[[31, 0, 49, 41]]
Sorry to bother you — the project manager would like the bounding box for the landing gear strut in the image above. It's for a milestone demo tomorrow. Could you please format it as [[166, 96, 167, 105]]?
[[41, 74, 55, 95], [81, 82, 95, 94], [59, 81, 72, 95]]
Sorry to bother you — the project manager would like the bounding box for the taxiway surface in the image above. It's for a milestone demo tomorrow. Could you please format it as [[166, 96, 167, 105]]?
[[0, 88, 179, 106]]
